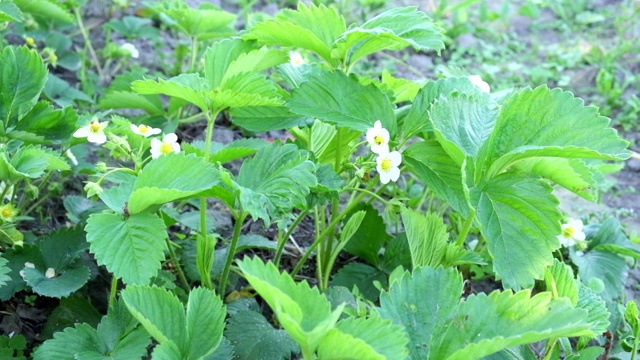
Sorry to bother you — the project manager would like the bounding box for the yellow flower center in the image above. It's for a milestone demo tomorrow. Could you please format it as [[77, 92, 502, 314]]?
[[160, 142, 173, 155], [1, 206, 14, 219], [380, 158, 393, 172], [26, 37, 35, 46], [374, 135, 385, 145], [562, 227, 575, 238], [138, 125, 149, 134], [89, 122, 102, 134]]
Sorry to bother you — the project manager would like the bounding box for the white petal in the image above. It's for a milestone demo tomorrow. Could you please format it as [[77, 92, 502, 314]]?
[[164, 133, 178, 143], [130, 124, 140, 134], [374, 120, 382, 129], [379, 171, 391, 184], [150, 138, 162, 159], [387, 167, 400, 182], [574, 231, 586, 242], [370, 143, 389, 154], [171, 143, 181, 153], [388, 151, 402, 166], [149, 127, 162, 135], [24, 262, 35, 268], [45, 268, 56, 279], [366, 128, 376, 144], [568, 219, 584, 231], [73, 127, 90, 138], [87, 133, 107, 144]]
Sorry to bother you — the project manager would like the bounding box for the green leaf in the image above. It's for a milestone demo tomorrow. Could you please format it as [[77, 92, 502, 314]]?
[[0, 2, 24, 22], [571, 249, 626, 302], [290, 120, 337, 159], [236, 257, 344, 356], [9, 145, 69, 179], [243, 3, 345, 65], [577, 285, 610, 336], [13, 0, 73, 23], [209, 87, 282, 111], [35, 301, 150, 360], [44, 74, 93, 107], [11, 102, 77, 144], [132, 73, 209, 111], [404, 140, 471, 216], [431, 291, 591, 360], [401, 208, 449, 268], [86, 213, 168, 284], [33, 323, 104, 360], [0, 255, 11, 287], [471, 173, 562, 290], [334, 6, 444, 67], [229, 105, 310, 132], [331, 262, 388, 302], [98, 91, 164, 115], [41, 296, 102, 339], [165, 8, 236, 39], [379, 70, 421, 103], [481, 86, 630, 178], [23, 266, 90, 298], [515, 158, 599, 201], [403, 77, 481, 138], [430, 92, 498, 162], [235, 143, 316, 224], [0, 244, 40, 300], [343, 205, 390, 267], [128, 153, 220, 214], [378, 266, 463, 360], [317, 316, 409, 359], [184, 138, 268, 164], [287, 70, 396, 134], [379, 266, 592, 360], [544, 259, 579, 305], [225, 310, 299, 360], [122, 285, 187, 349], [588, 217, 640, 258], [0, 46, 47, 124], [185, 287, 226, 359]]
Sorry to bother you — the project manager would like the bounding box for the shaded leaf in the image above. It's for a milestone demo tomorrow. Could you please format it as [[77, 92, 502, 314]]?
[[226, 310, 299, 360]]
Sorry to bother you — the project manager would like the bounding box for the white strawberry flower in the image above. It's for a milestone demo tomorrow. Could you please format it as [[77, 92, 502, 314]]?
[[73, 119, 108, 144], [121, 42, 139, 59], [469, 75, 490, 93], [150, 133, 181, 159], [289, 51, 305, 67], [376, 150, 402, 184], [557, 218, 586, 247], [130, 123, 162, 137], [366, 120, 390, 154]]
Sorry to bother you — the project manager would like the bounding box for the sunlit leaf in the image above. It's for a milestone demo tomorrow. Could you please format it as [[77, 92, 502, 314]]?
[[0, 46, 47, 124]]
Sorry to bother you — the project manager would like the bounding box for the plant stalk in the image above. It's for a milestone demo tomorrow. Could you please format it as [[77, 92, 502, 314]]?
[[166, 237, 190, 292], [74, 8, 106, 83], [291, 179, 378, 277], [196, 111, 218, 289], [455, 208, 476, 247], [219, 212, 248, 293], [274, 210, 309, 265], [109, 276, 118, 309]]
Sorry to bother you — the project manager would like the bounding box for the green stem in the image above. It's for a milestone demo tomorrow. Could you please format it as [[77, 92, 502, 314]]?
[[541, 339, 557, 360], [197, 111, 218, 289], [109, 276, 118, 309], [274, 210, 309, 265], [219, 212, 248, 293], [343, 187, 389, 205], [74, 7, 106, 83], [166, 237, 190, 292], [291, 180, 378, 277], [188, 36, 199, 72], [631, 339, 638, 360], [455, 209, 476, 247]]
